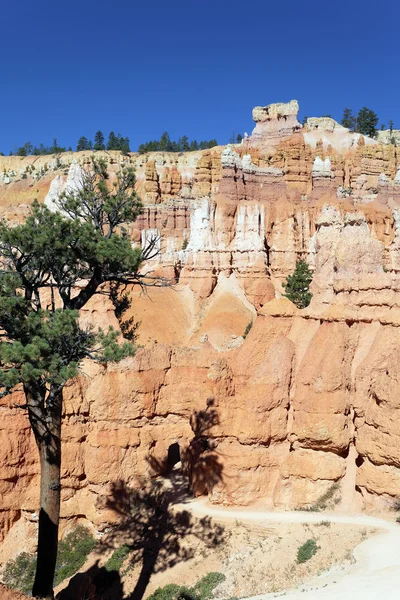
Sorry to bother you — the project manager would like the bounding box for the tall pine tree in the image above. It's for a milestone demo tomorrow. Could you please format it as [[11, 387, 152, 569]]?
[[93, 130, 105, 151]]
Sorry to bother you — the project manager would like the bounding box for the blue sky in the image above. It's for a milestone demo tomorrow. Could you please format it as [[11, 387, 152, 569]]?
[[1, 0, 398, 153]]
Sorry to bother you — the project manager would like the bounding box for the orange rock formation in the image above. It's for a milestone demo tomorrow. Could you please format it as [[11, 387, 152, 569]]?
[[1, 100, 400, 546]]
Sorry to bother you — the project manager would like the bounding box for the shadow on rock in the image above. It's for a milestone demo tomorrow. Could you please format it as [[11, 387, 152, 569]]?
[[147, 398, 224, 499], [57, 561, 123, 600]]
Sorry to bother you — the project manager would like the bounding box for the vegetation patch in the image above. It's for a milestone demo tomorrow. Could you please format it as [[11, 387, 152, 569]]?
[[2, 526, 96, 594], [282, 259, 313, 309], [297, 539, 318, 563], [104, 544, 131, 573], [54, 525, 96, 585], [2, 552, 37, 596], [147, 572, 226, 600], [243, 321, 253, 338]]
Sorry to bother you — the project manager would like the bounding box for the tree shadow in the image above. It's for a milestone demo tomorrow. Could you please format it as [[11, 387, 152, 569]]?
[[59, 400, 225, 600], [57, 561, 123, 600], [183, 398, 223, 497], [147, 397, 224, 499], [100, 477, 225, 600]]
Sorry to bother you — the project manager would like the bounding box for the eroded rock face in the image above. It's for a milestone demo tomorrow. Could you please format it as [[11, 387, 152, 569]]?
[[1, 100, 400, 544]]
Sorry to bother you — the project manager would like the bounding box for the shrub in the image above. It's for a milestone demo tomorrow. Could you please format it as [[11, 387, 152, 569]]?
[[147, 572, 226, 600], [191, 572, 226, 599], [104, 544, 131, 573], [2, 552, 36, 595], [297, 539, 318, 563], [54, 525, 96, 585], [147, 584, 189, 600], [243, 321, 253, 338], [3, 525, 97, 594], [182, 237, 188, 250]]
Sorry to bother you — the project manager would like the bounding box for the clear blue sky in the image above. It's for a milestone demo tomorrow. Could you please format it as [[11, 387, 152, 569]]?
[[1, 0, 398, 153]]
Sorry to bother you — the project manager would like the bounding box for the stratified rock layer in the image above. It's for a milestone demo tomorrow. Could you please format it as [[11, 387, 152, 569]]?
[[1, 99, 400, 545]]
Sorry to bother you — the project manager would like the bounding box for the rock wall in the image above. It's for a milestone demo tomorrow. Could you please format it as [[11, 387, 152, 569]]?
[[1, 99, 400, 544]]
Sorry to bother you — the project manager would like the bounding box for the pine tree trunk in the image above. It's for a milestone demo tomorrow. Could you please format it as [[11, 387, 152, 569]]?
[[26, 384, 63, 599]]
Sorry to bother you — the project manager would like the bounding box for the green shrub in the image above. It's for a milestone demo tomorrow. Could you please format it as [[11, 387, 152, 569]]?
[[104, 544, 131, 573], [3, 525, 97, 594], [297, 539, 318, 563], [54, 525, 96, 585], [191, 572, 226, 599], [243, 321, 253, 339], [2, 552, 36, 595], [147, 584, 189, 600], [182, 237, 188, 250], [147, 572, 225, 600]]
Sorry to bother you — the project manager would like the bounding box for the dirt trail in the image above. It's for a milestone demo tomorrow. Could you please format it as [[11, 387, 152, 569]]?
[[181, 497, 400, 600]]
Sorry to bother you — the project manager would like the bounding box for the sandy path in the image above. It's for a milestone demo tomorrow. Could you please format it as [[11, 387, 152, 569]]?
[[180, 497, 400, 600]]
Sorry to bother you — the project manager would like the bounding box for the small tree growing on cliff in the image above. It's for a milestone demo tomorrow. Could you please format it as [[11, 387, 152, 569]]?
[[282, 259, 313, 308], [341, 108, 356, 131], [0, 158, 165, 598]]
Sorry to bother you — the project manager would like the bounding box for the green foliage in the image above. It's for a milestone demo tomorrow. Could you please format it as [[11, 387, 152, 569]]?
[[191, 572, 226, 600], [356, 107, 379, 138], [0, 158, 143, 395], [76, 136, 93, 151], [243, 321, 253, 338], [228, 131, 243, 144], [297, 539, 318, 563], [3, 552, 36, 595], [2, 527, 95, 593], [341, 108, 356, 130], [14, 139, 67, 156], [147, 573, 226, 600], [282, 259, 313, 309], [93, 130, 106, 151], [182, 237, 188, 250], [104, 544, 131, 573], [107, 131, 131, 153], [54, 526, 96, 585], [147, 584, 186, 600], [138, 132, 218, 154]]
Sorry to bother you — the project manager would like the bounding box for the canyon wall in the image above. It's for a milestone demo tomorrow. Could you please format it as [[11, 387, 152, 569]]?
[[1, 100, 400, 546]]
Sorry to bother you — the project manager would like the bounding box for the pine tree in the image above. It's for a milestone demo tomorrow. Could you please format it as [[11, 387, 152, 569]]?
[[76, 136, 91, 151], [341, 108, 356, 130], [107, 131, 118, 150], [282, 259, 313, 308], [389, 120, 394, 134], [356, 107, 379, 138], [159, 131, 172, 152], [179, 135, 190, 152], [0, 158, 165, 598], [119, 135, 130, 154], [93, 130, 105, 151]]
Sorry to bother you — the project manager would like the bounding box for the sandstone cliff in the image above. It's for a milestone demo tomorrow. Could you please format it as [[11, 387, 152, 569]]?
[[1, 100, 400, 547]]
